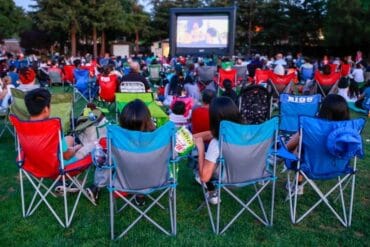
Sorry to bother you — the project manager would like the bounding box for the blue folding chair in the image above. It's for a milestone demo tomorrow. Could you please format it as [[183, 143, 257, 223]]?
[[201, 118, 279, 234], [107, 122, 178, 239], [73, 68, 97, 102], [279, 94, 321, 134], [286, 116, 365, 227]]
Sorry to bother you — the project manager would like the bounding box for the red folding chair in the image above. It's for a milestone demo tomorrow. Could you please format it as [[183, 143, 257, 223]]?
[[63, 65, 75, 85], [314, 71, 341, 96], [98, 74, 118, 111], [254, 69, 271, 85], [217, 69, 237, 95], [329, 63, 338, 73], [98, 74, 118, 103], [340, 63, 351, 78], [269, 72, 297, 96], [10, 115, 94, 228]]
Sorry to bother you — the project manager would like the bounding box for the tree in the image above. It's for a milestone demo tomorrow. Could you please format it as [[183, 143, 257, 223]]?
[[324, 0, 370, 48], [33, 0, 85, 56], [0, 0, 31, 40]]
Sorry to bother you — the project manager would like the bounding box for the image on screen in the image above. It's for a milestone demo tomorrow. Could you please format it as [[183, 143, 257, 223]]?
[[176, 15, 229, 48]]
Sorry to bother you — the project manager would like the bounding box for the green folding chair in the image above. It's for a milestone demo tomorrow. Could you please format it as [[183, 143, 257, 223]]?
[[115, 93, 168, 127]]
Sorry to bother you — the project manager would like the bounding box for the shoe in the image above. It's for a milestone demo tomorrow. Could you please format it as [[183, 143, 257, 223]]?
[[286, 182, 304, 195], [86, 185, 100, 204], [54, 181, 79, 193], [206, 191, 221, 205], [134, 195, 145, 206]]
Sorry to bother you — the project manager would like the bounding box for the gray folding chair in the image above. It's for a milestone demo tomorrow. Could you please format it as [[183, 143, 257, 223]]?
[[107, 122, 178, 239], [201, 118, 279, 234]]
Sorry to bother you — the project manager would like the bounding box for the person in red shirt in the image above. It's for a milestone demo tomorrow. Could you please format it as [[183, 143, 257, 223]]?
[[191, 89, 216, 134]]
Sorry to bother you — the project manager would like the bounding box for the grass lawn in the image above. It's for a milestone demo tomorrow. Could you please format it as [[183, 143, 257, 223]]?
[[0, 93, 369, 246]]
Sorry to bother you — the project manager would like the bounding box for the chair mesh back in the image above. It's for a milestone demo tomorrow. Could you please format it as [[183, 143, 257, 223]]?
[[120, 81, 145, 93], [198, 66, 217, 82], [219, 118, 278, 184], [108, 122, 175, 191], [10, 88, 29, 120], [299, 116, 365, 180], [10, 115, 62, 178], [280, 94, 321, 133], [50, 93, 73, 133]]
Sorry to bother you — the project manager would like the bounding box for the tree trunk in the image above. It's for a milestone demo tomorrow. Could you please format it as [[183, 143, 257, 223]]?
[[100, 31, 106, 57], [71, 22, 77, 57], [135, 30, 139, 54], [92, 26, 97, 58]]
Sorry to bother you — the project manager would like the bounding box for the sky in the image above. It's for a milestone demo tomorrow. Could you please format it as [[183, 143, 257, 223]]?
[[13, 0, 151, 12]]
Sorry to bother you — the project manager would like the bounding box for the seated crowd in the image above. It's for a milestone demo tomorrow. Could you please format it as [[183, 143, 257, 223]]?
[[1, 49, 369, 206]]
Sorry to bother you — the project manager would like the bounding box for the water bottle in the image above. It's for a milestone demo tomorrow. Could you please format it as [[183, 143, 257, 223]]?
[[92, 141, 107, 168]]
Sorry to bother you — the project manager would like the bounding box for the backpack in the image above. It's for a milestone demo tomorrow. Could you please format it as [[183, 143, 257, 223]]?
[[237, 85, 271, 124]]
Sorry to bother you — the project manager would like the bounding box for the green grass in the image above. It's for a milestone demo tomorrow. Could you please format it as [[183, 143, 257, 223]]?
[[0, 98, 369, 246]]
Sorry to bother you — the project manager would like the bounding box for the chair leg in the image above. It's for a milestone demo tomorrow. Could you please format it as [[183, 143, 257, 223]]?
[[19, 169, 26, 218], [109, 190, 115, 240], [338, 176, 348, 225], [348, 173, 356, 227]]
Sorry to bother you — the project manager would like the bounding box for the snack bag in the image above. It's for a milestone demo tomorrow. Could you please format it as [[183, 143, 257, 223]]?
[[175, 126, 194, 156]]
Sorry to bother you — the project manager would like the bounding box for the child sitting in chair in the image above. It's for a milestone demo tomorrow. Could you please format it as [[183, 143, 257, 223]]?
[[25, 88, 82, 192]]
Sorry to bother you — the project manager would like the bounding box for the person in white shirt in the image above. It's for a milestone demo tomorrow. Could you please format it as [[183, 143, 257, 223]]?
[[351, 63, 365, 84]]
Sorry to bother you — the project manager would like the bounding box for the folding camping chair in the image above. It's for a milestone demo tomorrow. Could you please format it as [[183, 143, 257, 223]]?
[[340, 64, 351, 78], [254, 69, 271, 85], [217, 69, 237, 95], [107, 122, 178, 239], [119, 81, 145, 93], [279, 94, 321, 134], [73, 68, 96, 102], [285, 116, 365, 227], [115, 92, 168, 127], [201, 118, 279, 234], [48, 67, 64, 88], [268, 72, 297, 96], [197, 65, 217, 91], [50, 93, 73, 133], [9, 115, 94, 228], [148, 64, 161, 85], [10, 88, 29, 120], [314, 71, 341, 97], [233, 65, 248, 83], [97, 74, 118, 112]]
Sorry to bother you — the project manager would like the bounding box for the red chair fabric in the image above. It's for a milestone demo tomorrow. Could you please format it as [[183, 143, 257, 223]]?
[[329, 64, 338, 73], [340, 64, 351, 77], [254, 69, 271, 84], [314, 71, 341, 87], [269, 72, 297, 86], [10, 115, 91, 179], [217, 69, 237, 88], [63, 65, 75, 84], [98, 74, 117, 102]]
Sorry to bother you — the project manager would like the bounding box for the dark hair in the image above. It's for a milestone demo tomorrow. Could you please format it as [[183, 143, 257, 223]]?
[[207, 27, 217, 37], [119, 99, 154, 131], [318, 94, 350, 121], [348, 79, 360, 99], [73, 59, 81, 68], [209, 96, 240, 139], [172, 101, 186, 115], [187, 19, 203, 32], [322, 64, 331, 75], [338, 77, 349, 89], [202, 89, 216, 104], [25, 88, 51, 116], [223, 79, 233, 91]]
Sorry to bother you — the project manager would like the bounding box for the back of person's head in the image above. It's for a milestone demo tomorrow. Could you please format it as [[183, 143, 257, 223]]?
[[25, 88, 51, 116], [172, 100, 186, 115], [356, 63, 362, 69], [18, 67, 36, 85], [223, 79, 233, 91], [338, 77, 349, 89], [130, 61, 140, 73], [318, 94, 349, 121], [9, 65, 16, 71], [348, 79, 360, 98], [322, 64, 331, 75], [209, 96, 240, 139], [73, 59, 81, 68], [119, 99, 154, 132], [202, 89, 216, 105]]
